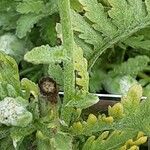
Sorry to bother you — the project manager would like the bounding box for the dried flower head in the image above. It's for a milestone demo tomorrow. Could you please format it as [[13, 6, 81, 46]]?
[[38, 77, 59, 104]]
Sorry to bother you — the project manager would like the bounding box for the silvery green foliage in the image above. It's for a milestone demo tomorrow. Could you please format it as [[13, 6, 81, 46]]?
[[103, 76, 138, 95], [24, 45, 63, 64], [71, 0, 150, 69], [108, 55, 150, 77], [16, 0, 58, 38], [1, 0, 150, 149], [0, 97, 32, 127], [0, 33, 29, 62], [90, 55, 150, 93]]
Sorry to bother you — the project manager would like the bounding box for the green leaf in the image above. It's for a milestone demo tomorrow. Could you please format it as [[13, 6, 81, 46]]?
[[0, 0, 17, 12], [74, 36, 93, 60], [74, 46, 89, 93], [114, 84, 150, 134], [36, 130, 70, 150], [71, 10, 103, 49], [121, 84, 143, 114], [37, 138, 51, 150], [0, 12, 19, 30], [108, 0, 146, 29], [39, 16, 58, 46], [89, 69, 106, 92], [70, 0, 83, 12], [82, 131, 135, 150], [21, 78, 39, 119], [6, 84, 18, 98], [80, 0, 117, 37], [82, 136, 95, 150], [16, 0, 45, 14], [103, 75, 138, 95], [16, 14, 44, 38], [21, 78, 39, 99], [66, 93, 99, 109], [0, 52, 20, 93], [108, 55, 150, 77], [0, 126, 10, 140], [76, 84, 150, 149], [43, 0, 58, 15], [0, 136, 14, 150], [72, 0, 150, 69], [16, 0, 58, 39], [10, 125, 36, 149], [143, 84, 150, 97], [48, 63, 63, 88], [117, 97, 150, 136], [24, 45, 64, 64], [123, 35, 150, 51], [0, 82, 20, 100], [52, 132, 72, 150], [0, 83, 10, 100], [0, 33, 30, 63]]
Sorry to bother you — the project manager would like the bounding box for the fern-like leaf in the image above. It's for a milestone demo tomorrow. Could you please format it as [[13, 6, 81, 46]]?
[[16, 0, 58, 38], [123, 35, 150, 51], [108, 55, 150, 77], [73, 85, 150, 149], [16, 0, 45, 14], [72, 0, 150, 69], [0, 0, 17, 12], [80, 0, 117, 37], [16, 14, 44, 38], [24, 45, 64, 64]]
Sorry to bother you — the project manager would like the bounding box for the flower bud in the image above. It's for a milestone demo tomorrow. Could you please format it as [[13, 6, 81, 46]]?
[[87, 114, 97, 125]]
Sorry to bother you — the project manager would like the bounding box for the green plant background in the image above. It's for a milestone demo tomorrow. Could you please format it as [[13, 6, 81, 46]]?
[[0, 0, 150, 149]]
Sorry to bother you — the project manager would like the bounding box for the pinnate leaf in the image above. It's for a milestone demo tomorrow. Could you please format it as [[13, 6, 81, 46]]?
[[17, 0, 45, 14], [24, 45, 64, 64]]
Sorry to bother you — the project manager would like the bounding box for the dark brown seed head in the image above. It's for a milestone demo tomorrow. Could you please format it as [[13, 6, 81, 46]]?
[[38, 77, 59, 104], [38, 77, 57, 96]]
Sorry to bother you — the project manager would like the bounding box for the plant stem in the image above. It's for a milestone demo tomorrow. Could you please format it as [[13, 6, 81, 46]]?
[[138, 72, 150, 79], [88, 20, 150, 71], [58, 0, 75, 104], [19, 66, 39, 76]]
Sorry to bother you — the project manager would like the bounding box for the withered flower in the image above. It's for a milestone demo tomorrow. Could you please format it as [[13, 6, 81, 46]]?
[[38, 77, 59, 104]]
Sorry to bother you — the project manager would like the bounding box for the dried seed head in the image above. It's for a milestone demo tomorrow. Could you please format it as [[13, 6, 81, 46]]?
[[38, 77, 59, 104], [38, 77, 57, 96], [42, 80, 55, 93]]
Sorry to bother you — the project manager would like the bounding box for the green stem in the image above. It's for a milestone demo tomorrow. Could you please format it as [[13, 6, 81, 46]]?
[[88, 20, 150, 71], [19, 66, 39, 76], [138, 72, 150, 79], [58, 0, 75, 103]]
